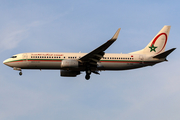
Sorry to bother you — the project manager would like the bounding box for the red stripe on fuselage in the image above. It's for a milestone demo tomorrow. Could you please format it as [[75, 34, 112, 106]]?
[[7, 60, 24, 63], [6, 59, 62, 64], [28, 60, 62, 62], [100, 60, 140, 63]]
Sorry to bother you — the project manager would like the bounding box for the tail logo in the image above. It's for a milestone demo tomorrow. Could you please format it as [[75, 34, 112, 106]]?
[[149, 44, 157, 52], [149, 33, 167, 54]]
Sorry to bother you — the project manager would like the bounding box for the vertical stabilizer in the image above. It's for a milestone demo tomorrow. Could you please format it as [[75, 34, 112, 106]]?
[[130, 26, 171, 55]]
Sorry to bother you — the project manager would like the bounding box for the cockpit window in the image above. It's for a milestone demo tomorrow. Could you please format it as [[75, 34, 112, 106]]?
[[11, 56, 17, 58]]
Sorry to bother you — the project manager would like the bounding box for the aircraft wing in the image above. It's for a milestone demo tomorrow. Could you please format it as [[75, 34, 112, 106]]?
[[79, 28, 121, 66]]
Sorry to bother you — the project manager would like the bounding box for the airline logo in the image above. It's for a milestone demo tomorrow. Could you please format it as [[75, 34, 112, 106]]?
[[149, 33, 167, 53], [149, 44, 157, 52]]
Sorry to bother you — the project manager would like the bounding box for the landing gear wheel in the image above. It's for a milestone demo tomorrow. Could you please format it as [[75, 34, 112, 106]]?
[[85, 67, 91, 80], [19, 71, 22, 76], [85, 75, 90, 80]]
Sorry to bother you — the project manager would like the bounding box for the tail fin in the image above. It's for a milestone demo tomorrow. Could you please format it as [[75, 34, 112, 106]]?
[[130, 26, 171, 55]]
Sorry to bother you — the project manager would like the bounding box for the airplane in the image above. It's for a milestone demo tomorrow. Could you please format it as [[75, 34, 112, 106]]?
[[3, 26, 176, 80]]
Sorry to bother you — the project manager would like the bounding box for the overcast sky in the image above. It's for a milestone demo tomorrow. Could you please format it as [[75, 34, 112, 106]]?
[[1, 0, 180, 120]]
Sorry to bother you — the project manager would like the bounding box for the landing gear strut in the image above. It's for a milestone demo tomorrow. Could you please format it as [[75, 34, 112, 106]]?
[[85, 70, 91, 80], [13, 67, 22, 76]]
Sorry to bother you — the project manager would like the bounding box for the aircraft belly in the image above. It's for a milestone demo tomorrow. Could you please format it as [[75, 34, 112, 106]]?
[[100, 62, 146, 70], [20, 61, 61, 69], [31, 61, 61, 69]]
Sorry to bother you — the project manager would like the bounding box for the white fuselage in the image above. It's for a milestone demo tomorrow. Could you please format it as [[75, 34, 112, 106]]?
[[3, 52, 163, 71]]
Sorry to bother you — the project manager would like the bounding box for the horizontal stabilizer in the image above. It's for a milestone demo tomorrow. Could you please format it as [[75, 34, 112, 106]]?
[[153, 48, 176, 59]]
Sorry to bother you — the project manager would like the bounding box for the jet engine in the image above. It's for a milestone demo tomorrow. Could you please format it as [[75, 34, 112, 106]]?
[[61, 59, 79, 68], [60, 70, 80, 77]]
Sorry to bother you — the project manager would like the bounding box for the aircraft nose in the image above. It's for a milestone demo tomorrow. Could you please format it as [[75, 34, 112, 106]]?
[[3, 58, 14, 68], [3, 59, 9, 66]]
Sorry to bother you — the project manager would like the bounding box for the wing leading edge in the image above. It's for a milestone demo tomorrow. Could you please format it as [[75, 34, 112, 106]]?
[[79, 28, 121, 66]]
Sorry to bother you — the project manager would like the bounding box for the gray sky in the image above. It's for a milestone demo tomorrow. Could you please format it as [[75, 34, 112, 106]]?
[[1, 0, 180, 120]]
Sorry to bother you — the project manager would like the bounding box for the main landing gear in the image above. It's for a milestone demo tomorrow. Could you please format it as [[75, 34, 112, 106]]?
[[85, 68, 100, 80], [85, 70, 91, 80]]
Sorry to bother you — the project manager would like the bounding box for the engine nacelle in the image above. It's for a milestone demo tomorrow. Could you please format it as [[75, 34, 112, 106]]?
[[60, 70, 80, 77], [61, 59, 79, 68]]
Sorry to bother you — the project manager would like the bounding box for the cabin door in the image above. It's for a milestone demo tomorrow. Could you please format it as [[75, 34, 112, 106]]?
[[23, 53, 28, 62], [139, 55, 144, 64]]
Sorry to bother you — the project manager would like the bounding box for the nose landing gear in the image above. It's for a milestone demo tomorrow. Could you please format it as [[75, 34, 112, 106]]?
[[19, 71, 22, 76], [13, 67, 22, 76]]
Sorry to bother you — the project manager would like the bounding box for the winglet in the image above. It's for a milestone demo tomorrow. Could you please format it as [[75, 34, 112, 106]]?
[[111, 28, 121, 40]]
